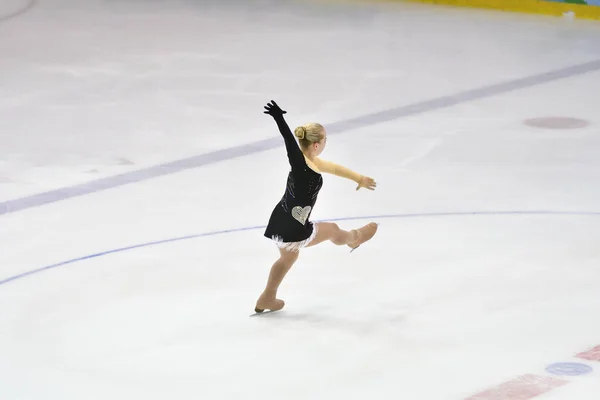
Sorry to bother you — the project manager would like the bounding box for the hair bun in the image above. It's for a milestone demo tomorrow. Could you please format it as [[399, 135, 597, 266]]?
[[294, 126, 306, 140]]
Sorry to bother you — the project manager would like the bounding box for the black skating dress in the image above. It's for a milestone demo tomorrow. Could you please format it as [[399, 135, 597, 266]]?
[[264, 112, 323, 249]]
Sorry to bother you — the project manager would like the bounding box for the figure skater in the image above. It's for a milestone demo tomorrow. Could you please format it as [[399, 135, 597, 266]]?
[[255, 100, 379, 314]]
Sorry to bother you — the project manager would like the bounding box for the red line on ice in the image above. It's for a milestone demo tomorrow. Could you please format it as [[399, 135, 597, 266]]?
[[465, 374, 569, 400], [575, 345, 600, 362]]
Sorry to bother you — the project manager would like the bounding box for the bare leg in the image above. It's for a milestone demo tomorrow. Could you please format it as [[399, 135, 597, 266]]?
[[255, 248, 299, 312], [255, 222, 378, 312], [305, 222, 356, 247], [306, 221, 378, 250]]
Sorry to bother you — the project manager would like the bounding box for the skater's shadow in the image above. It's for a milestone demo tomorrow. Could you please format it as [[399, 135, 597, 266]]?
[[254, 310, 407, 336]]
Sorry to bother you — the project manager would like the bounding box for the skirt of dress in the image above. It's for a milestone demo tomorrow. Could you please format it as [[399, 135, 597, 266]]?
[[270, 222, 318, 252]]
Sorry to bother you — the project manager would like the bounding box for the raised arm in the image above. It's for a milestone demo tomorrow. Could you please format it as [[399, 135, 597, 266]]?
[[313, 157, 377, 191], [263, 100, 305, 171]]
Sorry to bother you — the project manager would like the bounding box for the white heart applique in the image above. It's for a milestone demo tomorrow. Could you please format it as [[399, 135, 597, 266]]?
[[291, 206, 311, 225]]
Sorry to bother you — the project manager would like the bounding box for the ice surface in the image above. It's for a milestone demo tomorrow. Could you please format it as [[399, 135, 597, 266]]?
[[1, 0, 600, 399]]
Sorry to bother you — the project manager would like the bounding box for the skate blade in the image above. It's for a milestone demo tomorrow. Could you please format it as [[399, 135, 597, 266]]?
[[249, 309, 279, 317]]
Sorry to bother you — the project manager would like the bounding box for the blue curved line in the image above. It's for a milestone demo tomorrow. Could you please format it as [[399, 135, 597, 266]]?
[[1, 210, 599, 287]]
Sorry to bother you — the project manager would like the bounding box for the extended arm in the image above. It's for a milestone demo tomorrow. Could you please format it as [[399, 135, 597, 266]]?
[[313, 157, 377, 190], [272, 114, 306, 170], [313, 158, 361, 182], [264, 101, 305, 171]]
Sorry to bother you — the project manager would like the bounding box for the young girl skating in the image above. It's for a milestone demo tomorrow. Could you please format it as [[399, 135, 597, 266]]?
[[255, 100, 378, 314]]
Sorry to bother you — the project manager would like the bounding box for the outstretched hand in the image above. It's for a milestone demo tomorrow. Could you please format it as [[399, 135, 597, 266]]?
[[356, 175, 377, 191], [263, 100, 287, 118]]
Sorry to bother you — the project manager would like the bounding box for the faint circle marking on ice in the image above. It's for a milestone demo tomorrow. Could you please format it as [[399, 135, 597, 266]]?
[[0, 0, 36, 23], [524, 117, 590, 130], [546, 362, 593, 376]]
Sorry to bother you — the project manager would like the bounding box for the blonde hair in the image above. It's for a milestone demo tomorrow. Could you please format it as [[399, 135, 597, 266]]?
[[294, 123, 325, 149]]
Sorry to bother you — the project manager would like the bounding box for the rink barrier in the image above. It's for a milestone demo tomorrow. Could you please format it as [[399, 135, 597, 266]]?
[[395, 0, 600, 20]]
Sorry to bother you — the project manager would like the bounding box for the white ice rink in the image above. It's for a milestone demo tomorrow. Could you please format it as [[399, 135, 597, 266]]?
[[1, 0, 600, 399]]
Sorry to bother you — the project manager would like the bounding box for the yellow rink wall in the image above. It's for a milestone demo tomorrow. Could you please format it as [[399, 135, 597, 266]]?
[[394, 0, 600, 20]]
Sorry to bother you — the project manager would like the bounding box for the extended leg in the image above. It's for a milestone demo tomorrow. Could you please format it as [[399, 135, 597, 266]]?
[[306, 221, 378, 250], [305, 222, 355, 247]]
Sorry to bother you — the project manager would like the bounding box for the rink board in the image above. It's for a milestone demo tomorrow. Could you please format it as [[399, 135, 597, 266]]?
[[358, 0, 600, 20]]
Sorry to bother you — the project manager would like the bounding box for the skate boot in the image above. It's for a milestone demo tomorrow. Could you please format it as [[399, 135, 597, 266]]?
[[348, 222, 379, 252], [254, 295, 285, 314]]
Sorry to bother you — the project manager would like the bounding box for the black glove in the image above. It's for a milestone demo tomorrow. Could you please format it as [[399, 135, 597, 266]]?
[[263, 100, 287, 118]]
